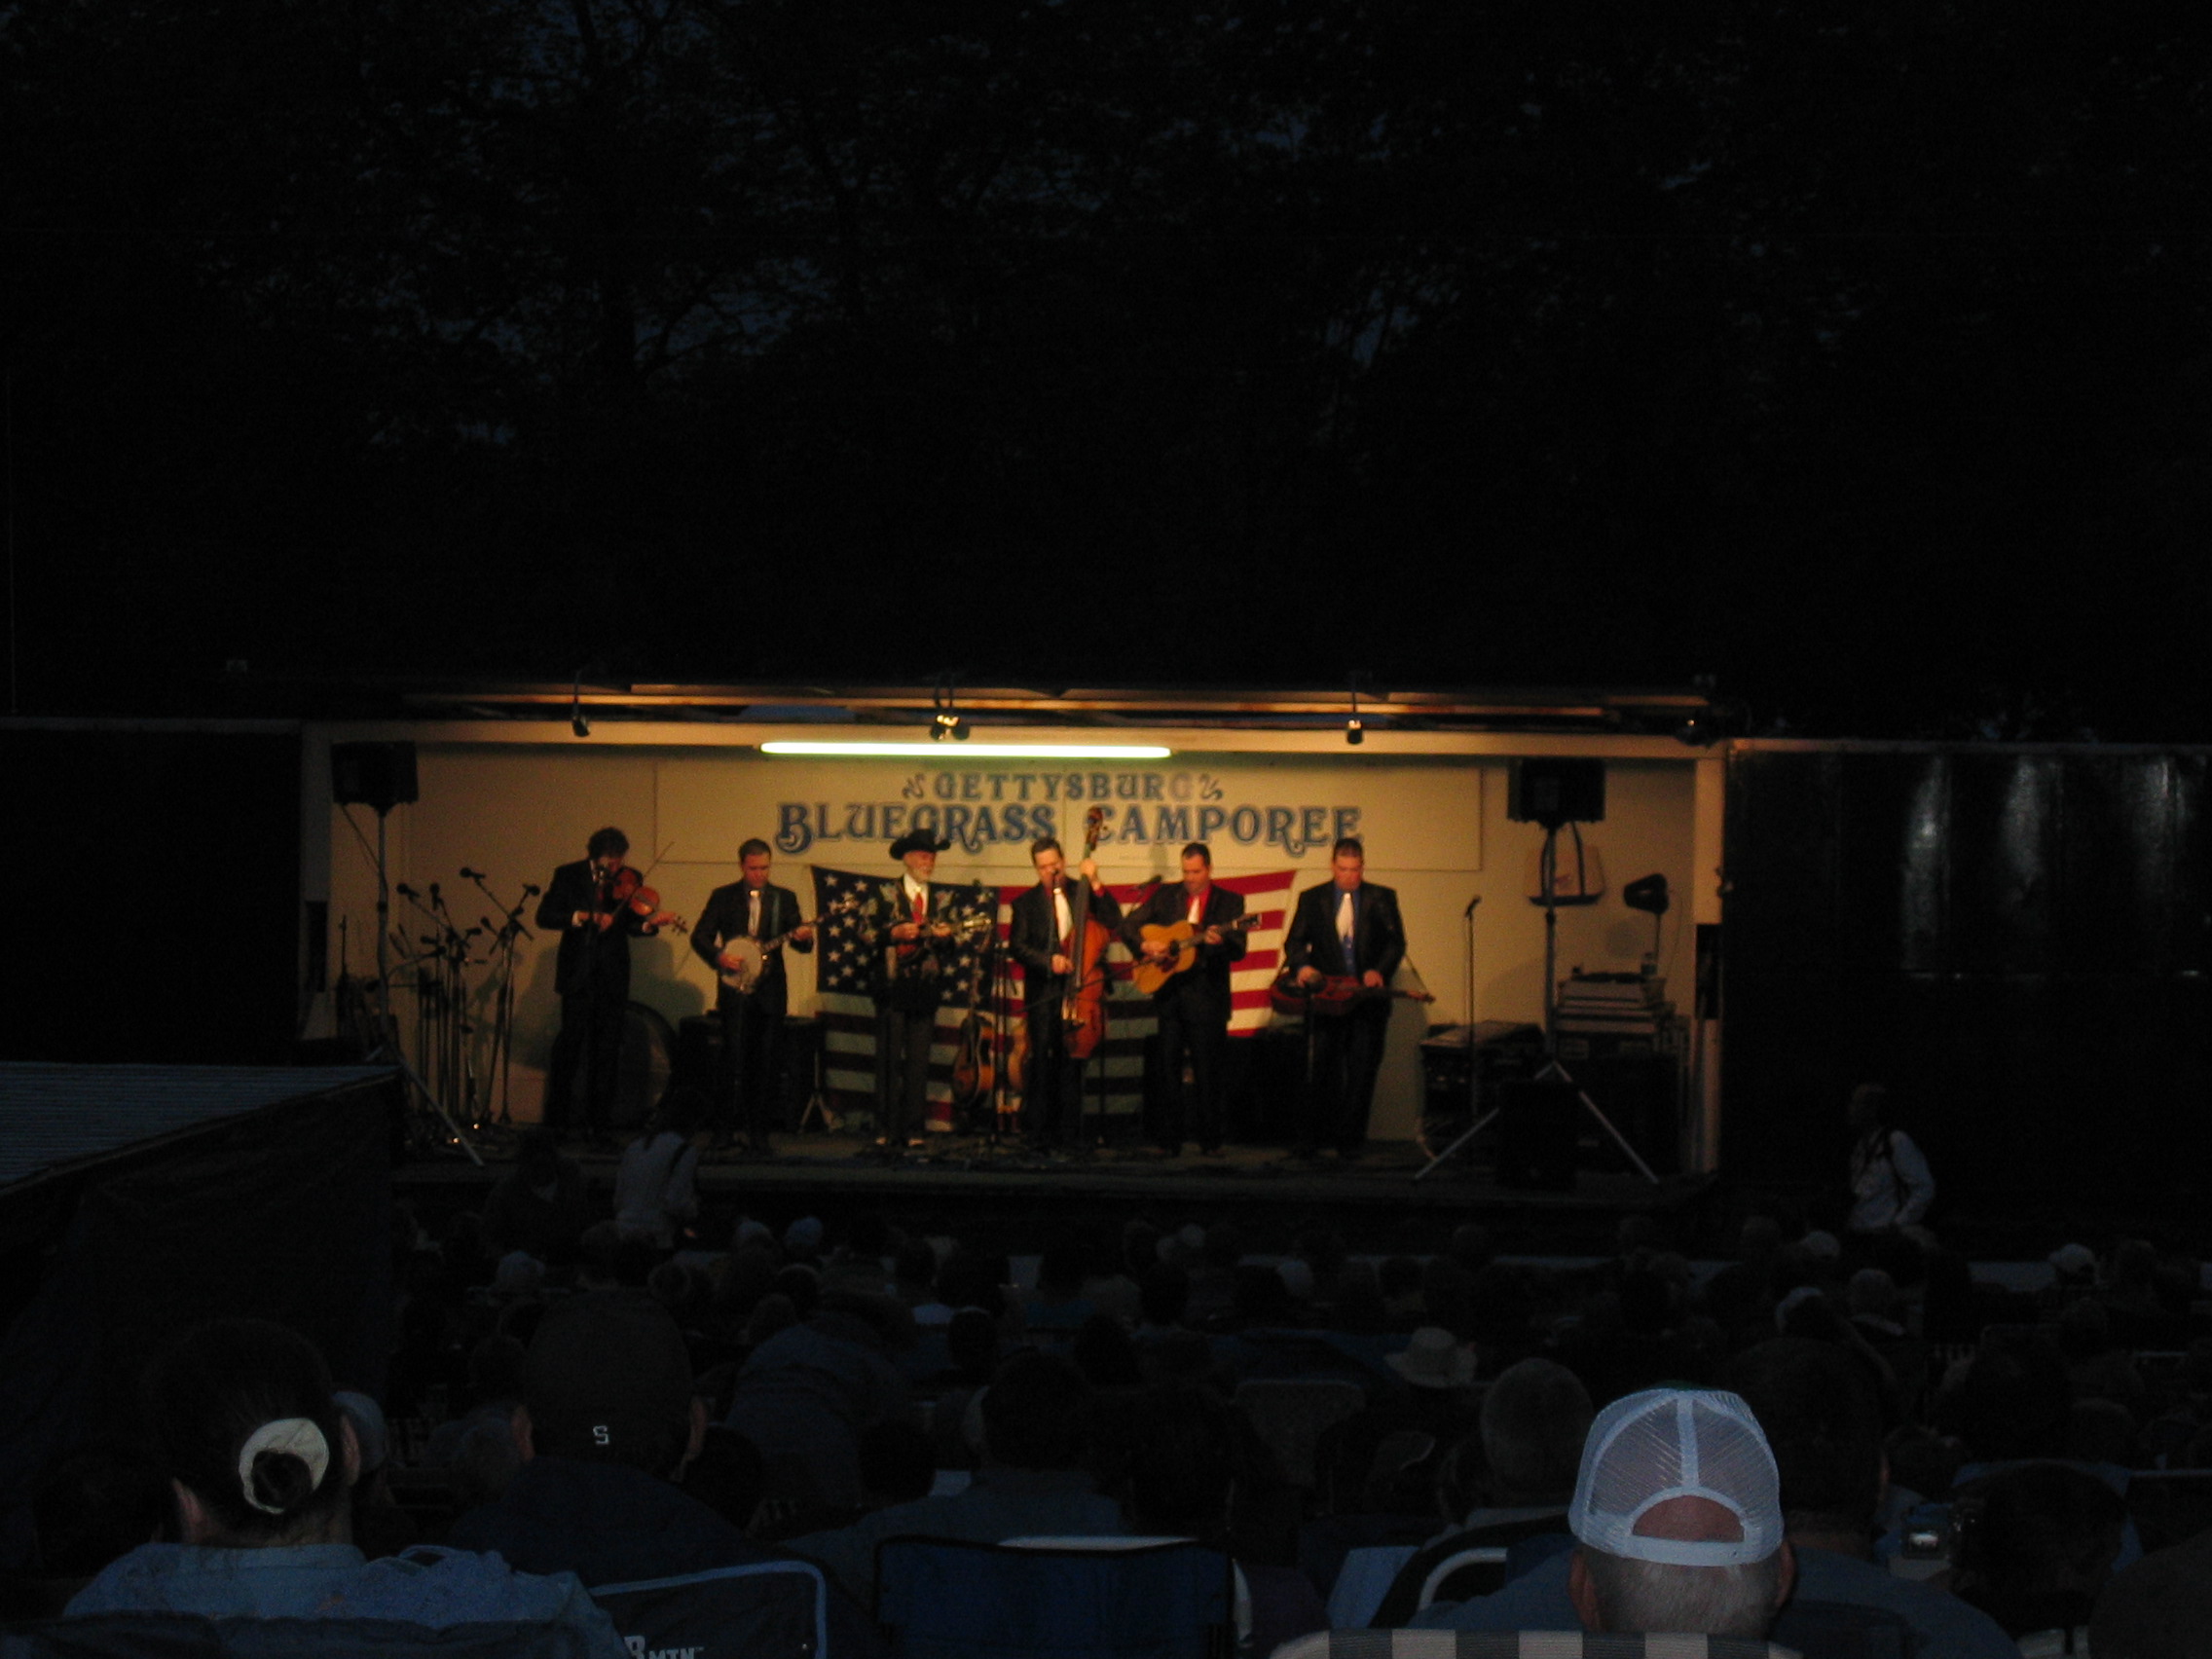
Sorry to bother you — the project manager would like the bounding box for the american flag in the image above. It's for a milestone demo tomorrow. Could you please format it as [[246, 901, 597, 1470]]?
[[812, 864, 1296, 1133], [811, 866, 1001, 1131]]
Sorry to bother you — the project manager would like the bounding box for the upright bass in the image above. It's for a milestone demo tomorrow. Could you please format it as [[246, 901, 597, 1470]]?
[[1062, 806, 1114, 1059]]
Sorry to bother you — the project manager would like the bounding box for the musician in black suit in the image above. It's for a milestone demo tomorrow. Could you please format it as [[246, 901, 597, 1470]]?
[[1120, 842, 1246, 1157], [692, 838, 815, 1155], [1281, 837, 1406, 1160], [535, 827, 677, 1140], [869, 829, 958, 1154], [1009, 835, 1123, 1154]]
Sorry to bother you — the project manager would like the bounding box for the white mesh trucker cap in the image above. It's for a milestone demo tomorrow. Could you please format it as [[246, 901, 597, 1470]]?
[[1567, 1386, 1784, 1567]]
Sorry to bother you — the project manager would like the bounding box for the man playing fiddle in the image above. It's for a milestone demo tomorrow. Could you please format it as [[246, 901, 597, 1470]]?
[[1120, 842, 1245, 1157], [692, 838, 814, 1156], [1009, 835, 1122, 1155], [1281, 836, 1405, 1161], [535, 828, 679, 1142]]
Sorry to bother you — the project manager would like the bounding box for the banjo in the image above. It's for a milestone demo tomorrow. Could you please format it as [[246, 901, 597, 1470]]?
[[716, 896, 859, 994]]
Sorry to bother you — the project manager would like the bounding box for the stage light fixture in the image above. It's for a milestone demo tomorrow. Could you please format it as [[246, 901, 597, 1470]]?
[[931, 710, 970, 742], [569, 673, 590, 739], [1345, 680, 1364, 745], [760, 741, 1173, 758]]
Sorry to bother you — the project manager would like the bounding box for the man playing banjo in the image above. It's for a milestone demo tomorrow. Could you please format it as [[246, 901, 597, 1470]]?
[[692, 838, 814, 1155]]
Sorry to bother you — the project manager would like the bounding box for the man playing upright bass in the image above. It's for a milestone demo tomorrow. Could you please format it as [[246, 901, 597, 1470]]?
[[1009, 834, 1122, 1156], [1121, 842, 1246, 1158], [692, 838, 814, 1156], [1282, 836, 1405, 1161]]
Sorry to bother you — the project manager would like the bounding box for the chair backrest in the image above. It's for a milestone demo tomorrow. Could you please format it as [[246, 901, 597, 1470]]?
[[1769, 1599, 1920, 1659], [4, 1615, 600, 1659], [1367, 1514, 1572, 1629], [1269, 1632, 1804, 1658], [590, 1561, 828, 1659], [1233, 1380, 1367, 1491], [873, 1535, 1234, 1658]]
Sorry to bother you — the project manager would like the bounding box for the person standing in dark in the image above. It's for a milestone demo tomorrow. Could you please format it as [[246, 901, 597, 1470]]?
[[1122, 843, 1246, 1157], [1282, 836, 1405, 1161], [691, 838, 814, 1154], [1009, 835, 1121, 1154], [870, 830, 956, 1155], [536, 829, 677, 1141]]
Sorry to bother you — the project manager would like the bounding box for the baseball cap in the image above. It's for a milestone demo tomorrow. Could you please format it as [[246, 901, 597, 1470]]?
[[524, 1292, 693, 1468], [1569, 1387, 1783, 1567]]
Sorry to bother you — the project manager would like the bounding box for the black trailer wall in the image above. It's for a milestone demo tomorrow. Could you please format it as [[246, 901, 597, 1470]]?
[[1721, 747, 2212, 1206], [0, 727, 302, 1063]]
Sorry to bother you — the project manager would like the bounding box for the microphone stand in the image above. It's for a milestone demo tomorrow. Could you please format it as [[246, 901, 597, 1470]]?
[[350, 806, 480, 1165], [1416, 895, 1488, 1182], [429, 884, 486, 1126], [469, 869, 535, 1125]]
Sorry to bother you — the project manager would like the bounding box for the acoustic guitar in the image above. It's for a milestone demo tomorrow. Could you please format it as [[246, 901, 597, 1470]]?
[[1130, 912, 1262, 997]]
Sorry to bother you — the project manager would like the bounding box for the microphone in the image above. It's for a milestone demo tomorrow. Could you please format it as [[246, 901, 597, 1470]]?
[[1462, 894, 1483, 918], [396, 883, 420, 899], [524, 883, 541, 896], [461, 866, 484, 880]]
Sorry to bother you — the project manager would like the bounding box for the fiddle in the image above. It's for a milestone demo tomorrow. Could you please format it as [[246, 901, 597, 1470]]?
[[593, 865, 687, 935]]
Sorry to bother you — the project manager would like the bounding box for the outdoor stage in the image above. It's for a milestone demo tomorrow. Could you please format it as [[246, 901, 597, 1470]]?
[[396, 1127, 1721, 1260]]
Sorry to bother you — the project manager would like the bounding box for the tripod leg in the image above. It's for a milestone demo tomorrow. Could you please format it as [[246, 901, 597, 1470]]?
[[1538, 1058, 1661, 1186]]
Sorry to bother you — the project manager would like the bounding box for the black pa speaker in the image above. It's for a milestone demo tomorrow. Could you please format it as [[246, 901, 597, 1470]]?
[[331, 742, 419, 814], [1494, 1078, 1578, 1190], [1508, 758, 1604, 830]]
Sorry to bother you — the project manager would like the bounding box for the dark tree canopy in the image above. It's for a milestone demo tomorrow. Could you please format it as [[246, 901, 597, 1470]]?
[[4, 0, 2205, 734]]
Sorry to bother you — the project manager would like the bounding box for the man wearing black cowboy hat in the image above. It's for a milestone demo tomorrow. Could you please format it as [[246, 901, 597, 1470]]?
[[872, 829, 957, 1154]]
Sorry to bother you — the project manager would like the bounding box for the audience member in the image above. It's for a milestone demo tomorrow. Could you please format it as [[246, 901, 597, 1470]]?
[[1121, 1384, 1328, 1659], [1845, 1083, 1935, 1235], [2089, 1529, 2212, 1659], [1952, 1460, 2128, 1648], [611, 1096, 704, 1250], [1417, 1386, 1794, 1639], [1473, 1357, 1593, 1521], [63, 1318, 623, 1654], [785, 1349, 1126, 1605], [1724, 1338, 2016, 1658], [483, 1129, 590, 1265], [447, 1292, 881, 1655], [724, 1287, 912, 1511]]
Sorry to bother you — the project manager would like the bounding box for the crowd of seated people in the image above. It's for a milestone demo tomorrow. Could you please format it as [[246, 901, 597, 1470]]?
[[10, 1134, 2212, 1657]]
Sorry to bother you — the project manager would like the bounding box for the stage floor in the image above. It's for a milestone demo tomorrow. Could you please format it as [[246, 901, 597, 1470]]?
[[400, 1127, 1718, 1255]]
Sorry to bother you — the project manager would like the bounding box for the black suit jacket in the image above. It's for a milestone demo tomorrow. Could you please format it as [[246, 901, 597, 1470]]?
[[692, 879, 812, 1015], [1010, 878, 1124, 1006], [1120, 882, 1247, 1011], [1282, 879, 1407, 985], [867, 875, 970, 1008], [535, 859, 655, 998]]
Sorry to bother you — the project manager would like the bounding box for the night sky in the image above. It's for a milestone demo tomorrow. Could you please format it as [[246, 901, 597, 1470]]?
[[4, 0, 2204, 737]]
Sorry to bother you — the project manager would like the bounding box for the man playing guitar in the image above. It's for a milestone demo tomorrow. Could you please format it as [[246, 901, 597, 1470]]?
[[1282, 836, 1406, 1161], [872, 829, 958, 1155], [1120, 842, 1246, 1157], [691, 838, 815, 1156], [1009, 833, 1122, 1155]]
